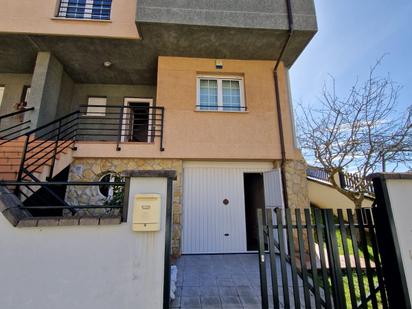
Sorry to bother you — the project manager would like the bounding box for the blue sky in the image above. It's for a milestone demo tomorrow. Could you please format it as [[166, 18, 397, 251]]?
[[290, 1, 412, 114]]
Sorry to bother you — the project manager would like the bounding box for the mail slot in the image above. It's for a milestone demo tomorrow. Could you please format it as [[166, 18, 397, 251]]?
[[132, 194, 161, 232]]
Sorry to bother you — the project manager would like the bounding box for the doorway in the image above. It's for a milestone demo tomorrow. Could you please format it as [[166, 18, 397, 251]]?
[[122, 98, 153, 142], [243, 173, 265, 251]]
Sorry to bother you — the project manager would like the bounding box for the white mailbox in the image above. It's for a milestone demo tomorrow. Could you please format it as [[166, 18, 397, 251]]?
[[132, 194, 161, 232]]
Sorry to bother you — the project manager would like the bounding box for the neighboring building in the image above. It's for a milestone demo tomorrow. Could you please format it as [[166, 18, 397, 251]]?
[[0, 0, 317, 256]]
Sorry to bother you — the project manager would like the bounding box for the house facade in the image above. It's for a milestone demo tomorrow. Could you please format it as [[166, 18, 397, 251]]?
[[0, 0, 317, 256]]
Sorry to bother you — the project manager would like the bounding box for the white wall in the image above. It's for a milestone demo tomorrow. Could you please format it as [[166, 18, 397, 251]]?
[[308, 178, 373, 217], [0, 177, 168, 309], [386, 178, 412, 300]]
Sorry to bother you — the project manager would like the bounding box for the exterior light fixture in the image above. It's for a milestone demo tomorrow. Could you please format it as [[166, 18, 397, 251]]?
[[103, 61, 112, 68], [215, 59, 223, 69]]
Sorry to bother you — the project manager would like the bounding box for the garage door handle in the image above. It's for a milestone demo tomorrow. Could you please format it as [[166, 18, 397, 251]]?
[[224, 233, 229, 236]]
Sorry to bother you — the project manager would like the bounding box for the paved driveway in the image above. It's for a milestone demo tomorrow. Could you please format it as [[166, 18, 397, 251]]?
[[171, 254, 318, 308]]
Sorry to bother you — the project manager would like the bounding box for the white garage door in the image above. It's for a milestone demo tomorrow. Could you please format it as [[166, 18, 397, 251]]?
[[182, 162, 274, 254]]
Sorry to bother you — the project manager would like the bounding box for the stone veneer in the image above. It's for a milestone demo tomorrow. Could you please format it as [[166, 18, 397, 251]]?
[[66, 158, 183, 256], [65, 158, 309, 256], [284, 159, 310, 209]]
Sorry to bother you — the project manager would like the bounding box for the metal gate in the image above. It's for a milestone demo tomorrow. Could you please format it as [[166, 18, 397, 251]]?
[[257, 207, 389, 309]]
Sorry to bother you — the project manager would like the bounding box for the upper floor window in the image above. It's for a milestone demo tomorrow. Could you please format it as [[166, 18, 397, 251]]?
[[196, 76, 246, 112], [0, 86, 4, 108], [57, 0, 113, 20], [86, 96, 107, 116]]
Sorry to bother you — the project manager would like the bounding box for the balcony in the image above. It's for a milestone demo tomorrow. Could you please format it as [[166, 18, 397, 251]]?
[[57, 0, 113, 20], [136, 0, 318, 67]]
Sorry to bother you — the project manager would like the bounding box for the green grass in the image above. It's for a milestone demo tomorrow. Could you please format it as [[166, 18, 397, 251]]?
[[334, 222, 375, 261], [312, 214, 383, 307], [342, 274, 382, 308]]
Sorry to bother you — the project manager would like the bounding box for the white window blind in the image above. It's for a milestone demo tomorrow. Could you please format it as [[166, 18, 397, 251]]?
[[0, 87, 4, 108], [86, 97, 107, 116]]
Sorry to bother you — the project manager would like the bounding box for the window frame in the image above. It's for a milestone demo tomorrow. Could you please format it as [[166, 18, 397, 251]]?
[[85, 96, 107, 117], [0, 86, 4, 108], [56, 0, 113, 21], [196, 75, 246, 112]]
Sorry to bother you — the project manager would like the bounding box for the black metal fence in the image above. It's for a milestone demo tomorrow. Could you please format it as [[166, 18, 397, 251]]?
[[307, 166, 375, 195], [257, 207, 388, 309], [340, 172, 375, 195], [2, 180, 127, 221]]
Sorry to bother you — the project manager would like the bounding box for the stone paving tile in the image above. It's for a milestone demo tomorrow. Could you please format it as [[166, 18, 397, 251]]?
[[236, 286, 255, 297], [181, 296, 201, 308], [239, 293, 260, 307], [174, 254, 316, 308], [201, 296, 222, 308], [201, 286, 219, 296], [181, 286, 200, 297], [218, 287, 238, 297], [217, 278, 234, 286], [221, 296, 242, 308]]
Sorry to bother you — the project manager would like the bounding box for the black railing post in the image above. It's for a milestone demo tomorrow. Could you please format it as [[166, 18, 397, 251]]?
[[48, 119, 61, 180], [370, 174, 411, 309], [116, 105, 124, 151], [71, 112, 80, 151], [257, 208, 269, 309], [160, 107, 165, 151], [16, 135, 29, 183], [323, 209, 346, 309], [338, 170, 346, 189]]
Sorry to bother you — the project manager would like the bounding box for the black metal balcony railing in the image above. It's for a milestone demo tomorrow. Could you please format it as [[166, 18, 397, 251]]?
[[78, 104, 165, 152], [307, 165, 375, 195], [306, 165, 329, 182], [16, 105, 164, 183], [57, 0, 112, 20]]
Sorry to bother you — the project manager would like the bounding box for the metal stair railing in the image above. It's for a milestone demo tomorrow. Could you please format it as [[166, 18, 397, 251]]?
[[0, 107, 35, 145]]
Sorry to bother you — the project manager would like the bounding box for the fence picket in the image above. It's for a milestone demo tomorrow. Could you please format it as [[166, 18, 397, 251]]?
[[346, 209, 367, 306], [337, 209, 357, 307], [295, 209, 312, 307], [365, 208, 389, 308], [266, 209, 280, 309], [285, 209, 301, 308], [304, 209, 322, 309], [356, 209, 378, 309], [275, 207, 290, 307], [313, 208, 333, 308]]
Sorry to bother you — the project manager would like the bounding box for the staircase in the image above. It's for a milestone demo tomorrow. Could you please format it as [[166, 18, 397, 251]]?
[[0, 110, 79, 204], [0, 137, 73, 181], [0, 108, 126, 220]]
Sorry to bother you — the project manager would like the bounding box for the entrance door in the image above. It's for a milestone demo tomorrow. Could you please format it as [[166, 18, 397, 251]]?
[[244, 173, 265, 251], [122, 98, 153, 142]]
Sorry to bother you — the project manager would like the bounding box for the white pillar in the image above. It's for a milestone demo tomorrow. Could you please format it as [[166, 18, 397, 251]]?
[[124, 170, 175, 309], [370, 173, 412, 307], [382, 175, 412, 299]]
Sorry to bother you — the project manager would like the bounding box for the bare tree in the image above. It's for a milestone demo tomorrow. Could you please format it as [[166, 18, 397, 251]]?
[[297, 58, 412, 208]]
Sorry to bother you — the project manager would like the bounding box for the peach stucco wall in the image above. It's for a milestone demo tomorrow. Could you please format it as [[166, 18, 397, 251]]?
[[0, 0, 139, 39], [156, 57, 299, 160], [74, 56, 302, 160]]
